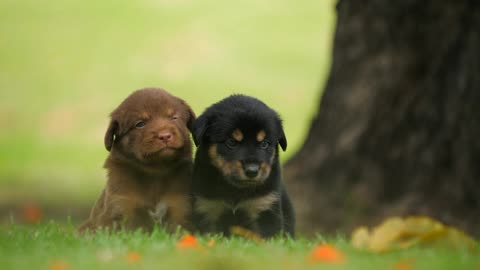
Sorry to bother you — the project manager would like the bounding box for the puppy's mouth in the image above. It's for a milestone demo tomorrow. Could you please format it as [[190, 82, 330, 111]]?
[[208, 145, 272, 188], [143, 145, 183, 159], [225, 163, 270, 188], [225, 177, 266, 188]]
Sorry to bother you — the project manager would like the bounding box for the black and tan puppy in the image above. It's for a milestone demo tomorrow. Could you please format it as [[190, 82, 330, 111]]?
[[191, 95, 295, 238], [79, 88, 195, 233]]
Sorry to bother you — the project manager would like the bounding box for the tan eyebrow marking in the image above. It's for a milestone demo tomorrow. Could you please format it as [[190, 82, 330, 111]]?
[[232, 129, 244, 142], [140, 112, 150, 119], [166, 108, 174, 116], [256, 130, 266, 142]]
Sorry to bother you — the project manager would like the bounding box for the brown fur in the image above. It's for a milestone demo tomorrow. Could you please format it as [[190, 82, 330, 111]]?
[[79, 88, 195, 233]]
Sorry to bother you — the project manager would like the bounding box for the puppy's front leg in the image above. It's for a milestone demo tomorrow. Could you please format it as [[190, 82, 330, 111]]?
[[191, 209, 213, 234], [255, 202, 284, 238], [96, 195, 154, 232], [149, 202, 168, 224], [160, 194, 193, 232], [280, 188, 295, 237]]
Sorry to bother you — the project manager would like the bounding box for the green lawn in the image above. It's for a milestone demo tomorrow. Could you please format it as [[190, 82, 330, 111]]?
[[0, 0, 335, 207], [0, 223, 478, 270], [1, 3, 478, 269]]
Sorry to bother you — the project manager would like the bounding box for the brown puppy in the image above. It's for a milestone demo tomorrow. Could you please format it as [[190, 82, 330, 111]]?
[[79, 88, 195, 233]]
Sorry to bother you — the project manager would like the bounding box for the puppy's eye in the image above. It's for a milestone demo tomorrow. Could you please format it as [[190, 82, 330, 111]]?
[[135, 121, 146, 129], [172, 116, 178, 121], [260, 141, 270, 149], [226, 139, 238, 149]]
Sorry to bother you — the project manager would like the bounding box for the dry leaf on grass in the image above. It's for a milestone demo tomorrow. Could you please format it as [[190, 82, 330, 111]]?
[[351, 216, 477, 253], [23, 204, 43, 224], [126, 252, 142, 263], [392, 261, 415, 270], [50, 261, 70, 270], [207, 240, 215, 247], [230, 226, 264, 243]]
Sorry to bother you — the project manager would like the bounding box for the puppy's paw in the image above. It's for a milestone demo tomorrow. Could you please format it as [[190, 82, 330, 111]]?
[[149, 202, 168, 224]]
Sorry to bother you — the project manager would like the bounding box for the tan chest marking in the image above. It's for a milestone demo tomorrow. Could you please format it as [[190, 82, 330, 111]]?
[[195, 192, 279, 222], [195, 197, 226, 224], [236, 192, 279, 220]]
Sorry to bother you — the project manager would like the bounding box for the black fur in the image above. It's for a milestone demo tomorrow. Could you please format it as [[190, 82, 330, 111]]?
[[191, 95, 295, 238]]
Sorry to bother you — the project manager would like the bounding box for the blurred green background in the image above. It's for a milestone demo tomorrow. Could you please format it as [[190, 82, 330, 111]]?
[[0, 0, 335, 219]]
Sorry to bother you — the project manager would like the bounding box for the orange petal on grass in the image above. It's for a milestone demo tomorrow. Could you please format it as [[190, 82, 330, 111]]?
[[308, 244, 346, 264], [23, 204, 43, 224], [50, 261, 70, 270], [177, 235, 200, 249], [393, 261, 414, 270], [126, 252, 142, 263], [207, 240, 215, 247]]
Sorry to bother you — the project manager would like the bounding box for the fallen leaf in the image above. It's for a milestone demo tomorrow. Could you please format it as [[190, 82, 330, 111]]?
[[230, 226, 264, 243], [207, 240, 215, 247], [126, 252, 142, 263], [23, 204, 43, 224], [393, 261, 414, 270], [51, 261, 70, 270], [351, 216, 477, 253], [351, 226, 370, 249], [308, 244, 346, 264]]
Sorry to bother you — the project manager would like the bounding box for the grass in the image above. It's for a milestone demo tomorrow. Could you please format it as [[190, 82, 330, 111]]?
[[2, 3, 478, 269], [2, 4, 478, 269], [0, 0, 336, 207], [0, 222, 478, 270]]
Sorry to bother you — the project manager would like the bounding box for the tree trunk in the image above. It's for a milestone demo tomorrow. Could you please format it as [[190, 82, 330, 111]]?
[[285, 0, 480, 236]]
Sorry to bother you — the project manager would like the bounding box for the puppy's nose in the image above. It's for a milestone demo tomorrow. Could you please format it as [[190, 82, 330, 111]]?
[[243, 163, 260, 178], [157, 132, 173, 142]]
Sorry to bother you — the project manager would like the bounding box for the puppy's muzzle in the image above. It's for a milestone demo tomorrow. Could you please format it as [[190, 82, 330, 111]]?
[[243, 162, 260, 178], [156, 131, 173, 143]]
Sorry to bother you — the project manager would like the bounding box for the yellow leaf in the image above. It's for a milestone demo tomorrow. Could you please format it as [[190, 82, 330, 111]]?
[[126, 252, 142, 263], [392, 261, 414, 270], [207, 240, 215, 247], [230, 226, 264, 243], [50, 261, 70, 270], [368, 217, 405, 252], [350, 216, 477, 253], [351, 226, 370, 249]]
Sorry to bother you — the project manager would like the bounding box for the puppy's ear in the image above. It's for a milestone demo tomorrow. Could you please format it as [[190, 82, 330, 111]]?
[[182, 101, 196, 132], [277, 120, 287, 151], [279, 132, 287, 152], [192, 114, 208, 147], [104, 120, 119, 151]]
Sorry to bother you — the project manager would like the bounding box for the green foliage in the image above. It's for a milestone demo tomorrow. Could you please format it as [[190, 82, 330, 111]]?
[[0, 223, 478, 270], [0, 0, 336, 205]]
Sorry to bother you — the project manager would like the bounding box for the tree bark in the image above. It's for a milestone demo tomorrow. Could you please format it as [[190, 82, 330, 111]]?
[[285, 0, 480, 236]]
